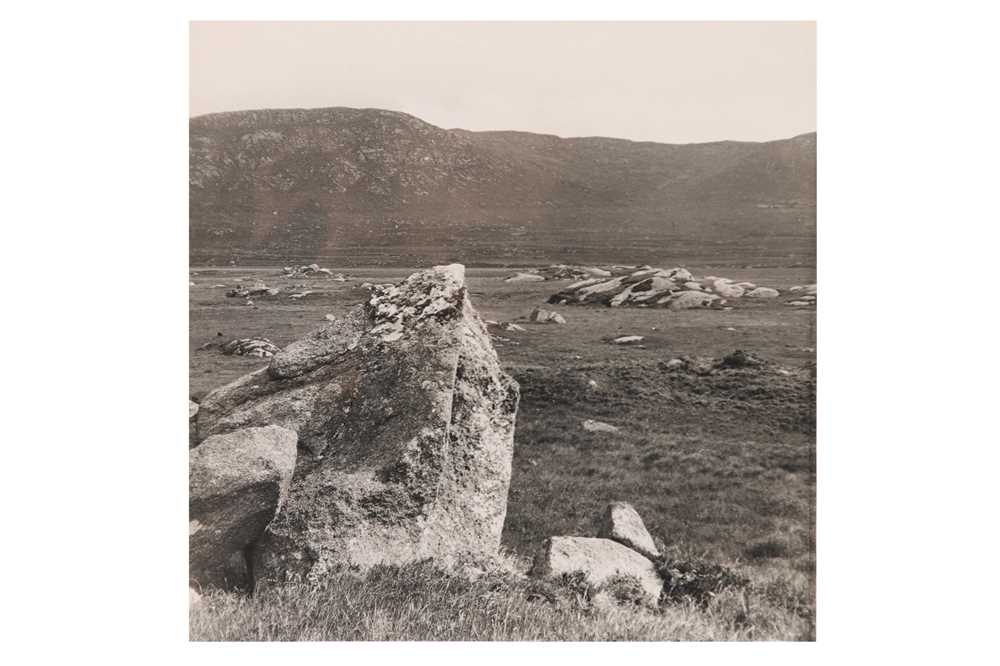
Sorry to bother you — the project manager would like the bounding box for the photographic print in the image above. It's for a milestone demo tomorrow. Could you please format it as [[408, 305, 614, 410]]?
[[188, 21, 816, 641]]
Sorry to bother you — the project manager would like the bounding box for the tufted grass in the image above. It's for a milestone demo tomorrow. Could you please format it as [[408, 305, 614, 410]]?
[[190, 558, 813, 641]]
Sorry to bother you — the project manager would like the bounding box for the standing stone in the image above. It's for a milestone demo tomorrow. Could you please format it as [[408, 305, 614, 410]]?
[[531, 536, 663, 605], [196, 265, 519, 583], [189, 426, 297, 590], [598, 501, 661, 560]]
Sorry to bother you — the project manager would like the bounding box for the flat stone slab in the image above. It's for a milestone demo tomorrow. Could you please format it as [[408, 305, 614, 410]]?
[[531, 536, 663, 605]]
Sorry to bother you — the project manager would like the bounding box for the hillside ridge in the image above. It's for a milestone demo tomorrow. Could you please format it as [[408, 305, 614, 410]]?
[[190, 106, 815, 266]]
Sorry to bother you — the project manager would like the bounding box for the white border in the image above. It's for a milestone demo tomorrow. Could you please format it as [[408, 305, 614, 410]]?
[[4, 1, 998, 663]]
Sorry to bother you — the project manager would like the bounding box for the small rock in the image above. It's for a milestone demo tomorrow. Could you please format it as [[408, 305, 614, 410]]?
[[529, 307, 565, 324], [189, 400, 199, 420], [598, 502, 660, 560], [582, 419, 620, 434], [189, 426, 298, 590], [531, 536, 663, 605], [610, 335, 644, 345], [663, 358, 685, 370], [505, 272, 546, 283]]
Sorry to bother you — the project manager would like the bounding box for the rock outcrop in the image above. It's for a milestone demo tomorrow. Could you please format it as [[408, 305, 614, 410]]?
[[189, 426, 298, 590], [598, 502, 660, 560], [195, 264, 519, 583], [546, 266, 781, 310], [531, 536, 663, 605]]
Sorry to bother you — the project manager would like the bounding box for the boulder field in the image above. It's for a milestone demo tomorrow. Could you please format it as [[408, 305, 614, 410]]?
[[546, 265, 784, 310]]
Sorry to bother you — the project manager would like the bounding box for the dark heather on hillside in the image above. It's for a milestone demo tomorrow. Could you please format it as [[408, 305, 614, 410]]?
[[190, 107, 815, 267]]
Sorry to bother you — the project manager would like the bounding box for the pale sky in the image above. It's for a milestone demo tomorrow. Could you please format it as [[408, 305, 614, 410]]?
[[190, 21, 815, 144]]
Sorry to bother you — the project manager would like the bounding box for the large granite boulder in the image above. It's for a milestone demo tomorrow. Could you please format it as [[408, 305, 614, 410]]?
[[196, 265, 519, 584], [189, 426, 297, 590], [531, 536, 663, 605], [598, 502, 660, 560]]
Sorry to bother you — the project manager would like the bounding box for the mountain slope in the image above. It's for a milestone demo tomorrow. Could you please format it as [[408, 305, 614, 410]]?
[[190, 107, 815, 266]]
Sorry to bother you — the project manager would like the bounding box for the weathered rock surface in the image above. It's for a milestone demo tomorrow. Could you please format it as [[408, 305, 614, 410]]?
[[598, 502, 660, 560], [546, 265, 782, 310], [220, 338, 280, 358], [746, 287, 780, 298], [189, 400, 200, 448], [196, 265, 519, 583], [529, 307, 566, 324], [189, 426, 297, 590], [531, 536, 663, 604]]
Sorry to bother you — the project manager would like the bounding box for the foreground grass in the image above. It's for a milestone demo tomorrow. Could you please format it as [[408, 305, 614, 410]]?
[[190, 559, 813, 641]]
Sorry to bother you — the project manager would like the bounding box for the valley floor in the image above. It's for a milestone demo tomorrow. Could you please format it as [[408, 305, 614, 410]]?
[[188, 265, 816, 641]]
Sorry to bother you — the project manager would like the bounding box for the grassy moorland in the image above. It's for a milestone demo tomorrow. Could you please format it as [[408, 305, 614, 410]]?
[[188, 265, 816, 641]]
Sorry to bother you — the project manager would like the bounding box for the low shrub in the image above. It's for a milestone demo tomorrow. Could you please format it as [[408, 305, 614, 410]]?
[[653, 555, 750, 607]]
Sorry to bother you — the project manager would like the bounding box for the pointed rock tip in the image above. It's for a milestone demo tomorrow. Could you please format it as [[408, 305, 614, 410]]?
[[432, 263, 466, 286]]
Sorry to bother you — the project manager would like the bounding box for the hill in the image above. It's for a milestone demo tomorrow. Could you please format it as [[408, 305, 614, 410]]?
[[189, 107, 815, 266]]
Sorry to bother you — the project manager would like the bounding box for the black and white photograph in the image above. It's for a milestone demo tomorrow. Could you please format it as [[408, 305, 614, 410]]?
[[5, 2, 999, 659], [187, 21, 816, 640]]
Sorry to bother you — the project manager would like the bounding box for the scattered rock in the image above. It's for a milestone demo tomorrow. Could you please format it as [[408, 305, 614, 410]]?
[[665, 291, 722, 311], [598, 502, 660, 560], [610, 335, 644, 345], [529, 308, 566, 324], [504, 265, 613, 282], [226, 280, 276, 299], [531, 536, 663, 605], [746, 287, 780, 298], [189, 426, 298, 590], [288, 291, 315, 300], [504, 272, 546, 283], [220, 338, 280, 358], [281, 264, 345, 279], [196, 265, 520, 582], [189, 400, 199, 420], [663, 358, 685, 370], [582, 419, 620, 434], [715, 349, 764, 369]]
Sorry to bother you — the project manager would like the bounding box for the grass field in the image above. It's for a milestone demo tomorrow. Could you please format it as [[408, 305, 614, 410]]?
[[189, 265, 816, 641]]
